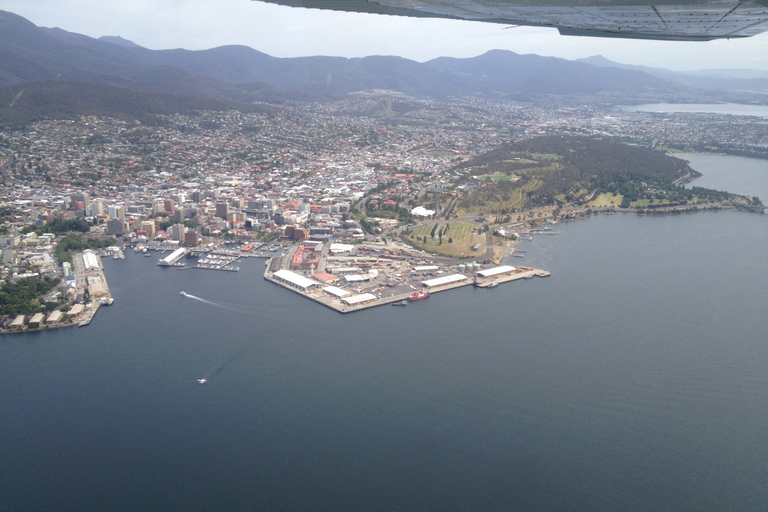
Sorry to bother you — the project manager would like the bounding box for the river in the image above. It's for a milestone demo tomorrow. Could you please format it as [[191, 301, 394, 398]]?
[[618, 103, 768, 117]]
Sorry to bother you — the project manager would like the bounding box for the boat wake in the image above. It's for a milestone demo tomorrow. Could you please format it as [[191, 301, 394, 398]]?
[[181, 292, 248, 313], [181, 291, 286, 315], [197, 351, 243, 385]]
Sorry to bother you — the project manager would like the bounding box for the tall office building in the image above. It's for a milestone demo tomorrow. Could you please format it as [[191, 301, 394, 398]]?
[[216, 202, 230, 219]]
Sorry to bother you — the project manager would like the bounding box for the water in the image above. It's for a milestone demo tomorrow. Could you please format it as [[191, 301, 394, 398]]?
[[1, 197, 767, 509], [678, 153, 768, 200], [618, 103, 768, 117]]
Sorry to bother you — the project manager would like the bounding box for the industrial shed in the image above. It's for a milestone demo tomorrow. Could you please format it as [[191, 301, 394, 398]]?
[[475, 265, 517, 278], [82, 251, 99, 270], [46, 311, 64, 324], [272, 270, 320, 291], [341, 293, 378, 306], [323, 286, 352, 298], [421, 274, 468, 289], [68, 304, 84, 316]]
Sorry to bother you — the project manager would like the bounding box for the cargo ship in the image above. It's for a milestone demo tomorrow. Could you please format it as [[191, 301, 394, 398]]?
[[407, 290, 429, 301]]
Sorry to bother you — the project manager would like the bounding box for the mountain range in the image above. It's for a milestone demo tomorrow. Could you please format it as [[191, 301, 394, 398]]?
[[0, 9, 765, 127]]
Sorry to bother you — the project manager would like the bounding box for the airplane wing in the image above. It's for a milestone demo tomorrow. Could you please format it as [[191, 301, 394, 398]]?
[[254, 0, 768, 41]]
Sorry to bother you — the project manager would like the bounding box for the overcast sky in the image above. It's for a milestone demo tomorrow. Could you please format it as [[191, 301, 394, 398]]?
[[2, 0, 767, 71]]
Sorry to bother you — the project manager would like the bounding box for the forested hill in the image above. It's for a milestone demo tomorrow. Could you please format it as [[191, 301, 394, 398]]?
[[455, 136, 700, 206], [510, 135, 696, 187]]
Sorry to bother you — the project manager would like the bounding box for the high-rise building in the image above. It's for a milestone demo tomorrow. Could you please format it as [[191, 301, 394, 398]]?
[[227, 212, 246, 223], [216, 202, 230, 219], [140, 221, 156, 237], [70, 192, 89, 208], [172, 206, 187, 223], [184, 231, 200, 247], [107, 205, 126, 219], [106, 219, 129, 235], [90, 200, 104, 216], [170, 223, 186, 242]]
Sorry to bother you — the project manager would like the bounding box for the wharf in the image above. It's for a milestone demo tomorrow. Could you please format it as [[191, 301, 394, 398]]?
[[475, 268, 550, 287], [264, 260, 550, 314], [78, 303, 100, 326]]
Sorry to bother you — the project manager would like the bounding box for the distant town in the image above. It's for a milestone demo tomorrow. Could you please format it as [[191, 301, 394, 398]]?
[[1, 96, 765, 332]]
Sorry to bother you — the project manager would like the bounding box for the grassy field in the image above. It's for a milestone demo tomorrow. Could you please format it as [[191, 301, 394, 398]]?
[[409, 221, 480, 257], [588, 193, 623, 207], [479, 174, 515, 181]]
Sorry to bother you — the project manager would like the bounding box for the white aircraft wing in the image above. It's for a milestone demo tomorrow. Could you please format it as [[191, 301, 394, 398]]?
[[255, 0, 768, 41]]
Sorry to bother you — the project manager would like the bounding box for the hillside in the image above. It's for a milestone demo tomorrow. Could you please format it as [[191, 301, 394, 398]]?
[[425, 50, 676, 95], [0, 81, 272, 129]]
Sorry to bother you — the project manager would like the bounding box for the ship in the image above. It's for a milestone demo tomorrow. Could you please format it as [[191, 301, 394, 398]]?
[[197, 379, 206, 384], [99, 297, 114, 306], [407, 290, 429, 301], [487, 282, 499, 288], [180, 291, 188, 297]]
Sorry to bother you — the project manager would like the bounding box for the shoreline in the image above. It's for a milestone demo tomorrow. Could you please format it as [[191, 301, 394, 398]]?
[[1, 251, 112, 335]]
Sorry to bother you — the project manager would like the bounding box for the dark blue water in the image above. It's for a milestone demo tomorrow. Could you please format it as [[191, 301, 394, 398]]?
[[2, 215, 767, 511]]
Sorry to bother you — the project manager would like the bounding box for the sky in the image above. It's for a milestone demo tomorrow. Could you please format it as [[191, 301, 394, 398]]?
[[1, 0, 767, 71]]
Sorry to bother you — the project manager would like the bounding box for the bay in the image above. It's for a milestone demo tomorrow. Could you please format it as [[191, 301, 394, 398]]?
[[1, 214, 767, 509], [677, 153, 768, 200]]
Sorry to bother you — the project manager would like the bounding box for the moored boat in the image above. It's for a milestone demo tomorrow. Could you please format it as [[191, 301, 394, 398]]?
[[407, 290, 429, 301]]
